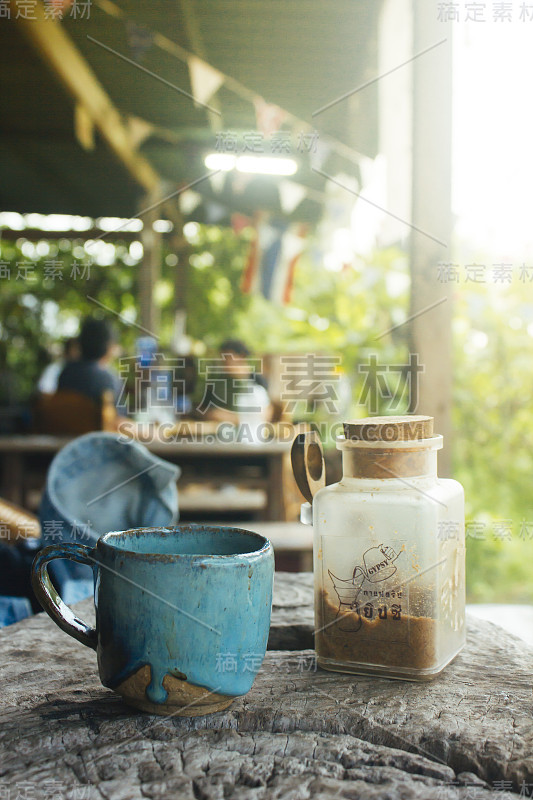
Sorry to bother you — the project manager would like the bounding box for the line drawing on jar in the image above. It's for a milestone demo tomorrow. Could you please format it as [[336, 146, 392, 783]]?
[[328, 544, 403, 632]]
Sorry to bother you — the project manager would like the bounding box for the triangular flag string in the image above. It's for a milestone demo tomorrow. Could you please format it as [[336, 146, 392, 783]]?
[[126, 115, 157, 149], [187, 55, 225, 110], [93, 0, 367, 169], [279, 180, 307, 215], [254, 98, 286, 137], [241, 215, 307, 305]]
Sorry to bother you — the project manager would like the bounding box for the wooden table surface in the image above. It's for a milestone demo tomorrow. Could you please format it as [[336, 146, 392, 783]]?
[[0, 434, 294, 520], [0, 434, 293, 455], [1, 573, 531, 799]]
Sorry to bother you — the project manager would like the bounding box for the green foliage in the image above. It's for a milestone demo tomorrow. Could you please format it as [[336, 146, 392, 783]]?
[[0, 238, 138, 401], [452, 277, 533, 602], [465, 536, 533, 604], [0, 226, 412, 417], [177, 224, 253, 349], [0, 226, 254, 399], [2, 224, 532, 603], [235, 246, 413, 435]]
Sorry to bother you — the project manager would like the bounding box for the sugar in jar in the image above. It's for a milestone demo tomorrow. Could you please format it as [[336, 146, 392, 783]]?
[[313, 415, 465, 681]]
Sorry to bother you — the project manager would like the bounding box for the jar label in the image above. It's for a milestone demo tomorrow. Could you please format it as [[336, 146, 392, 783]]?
[[319, 536, 411, 645]]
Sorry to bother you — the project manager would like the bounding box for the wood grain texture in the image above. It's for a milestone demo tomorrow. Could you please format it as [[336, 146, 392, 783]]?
[[0, 573, 529, 799]]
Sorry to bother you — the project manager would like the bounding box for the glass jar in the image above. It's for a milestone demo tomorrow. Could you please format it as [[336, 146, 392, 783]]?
[[313, 415, 465, 681]]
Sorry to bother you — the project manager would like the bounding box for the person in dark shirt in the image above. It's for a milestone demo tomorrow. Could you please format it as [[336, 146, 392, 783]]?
[[202, 338, 272, 423], [37, 337, 80, 394], [58, 317, 121, 406]]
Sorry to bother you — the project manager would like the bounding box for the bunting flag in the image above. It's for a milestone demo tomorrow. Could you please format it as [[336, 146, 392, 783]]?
[[74, 103, 94, 151], [309, 138, 331, 172], [241, 213, 264, 294], [277, 224, 307, 305], [278, 180, 307, 215], [127, 115, 156, 148], [208, 170, 225, 194], [316, 171, 358, 271], [231, 213, 252, 235], [187, 56, 225, 109], [324, 171, 357, 229], [125, 21, 154, 63], [258, 220, 287, 300], [254, 98, 286, 137], [230, 170, 253, 196], [241, 217, 307, 305]]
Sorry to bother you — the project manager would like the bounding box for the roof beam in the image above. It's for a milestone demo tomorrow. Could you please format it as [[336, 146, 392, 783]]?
[[11, 0, 172, 333], [12, 0, 161, 195]]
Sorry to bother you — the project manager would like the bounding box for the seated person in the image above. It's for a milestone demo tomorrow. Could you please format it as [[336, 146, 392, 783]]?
[[203, 339, 272, 424], [58, 317, 123, 409], [37, 336, 80, 394]]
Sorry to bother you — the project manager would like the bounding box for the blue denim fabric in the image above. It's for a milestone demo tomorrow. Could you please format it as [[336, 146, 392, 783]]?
[[0, 596, 32, 627], [40, 433, 180, 604]]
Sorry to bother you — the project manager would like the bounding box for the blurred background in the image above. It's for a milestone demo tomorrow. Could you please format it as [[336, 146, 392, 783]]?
[[0, 0, 532, 605]]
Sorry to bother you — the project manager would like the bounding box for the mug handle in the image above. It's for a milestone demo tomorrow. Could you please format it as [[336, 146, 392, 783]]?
[[31, 543, 97, 650]]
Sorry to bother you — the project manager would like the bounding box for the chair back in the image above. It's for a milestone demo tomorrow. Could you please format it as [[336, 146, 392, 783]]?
[[33, 390, 116, 435]]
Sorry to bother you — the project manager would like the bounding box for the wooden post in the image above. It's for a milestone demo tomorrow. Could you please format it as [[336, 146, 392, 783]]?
[[409, 4, 453, 475], [139, 193, 162, 335], [164, 200, 191, 352]]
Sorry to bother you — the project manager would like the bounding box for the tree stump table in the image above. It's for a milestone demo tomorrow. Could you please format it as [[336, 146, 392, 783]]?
[[1, 573, 531, 799]]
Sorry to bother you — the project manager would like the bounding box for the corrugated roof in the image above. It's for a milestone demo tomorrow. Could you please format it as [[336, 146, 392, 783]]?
[[0, 0, 381, 217]]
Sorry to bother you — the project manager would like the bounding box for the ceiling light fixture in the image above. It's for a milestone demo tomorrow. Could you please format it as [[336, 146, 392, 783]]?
[[204, 153, 297, 176]]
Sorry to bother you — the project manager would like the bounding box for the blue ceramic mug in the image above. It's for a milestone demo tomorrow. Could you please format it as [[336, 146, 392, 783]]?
[[32, 525, 274, 716]]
